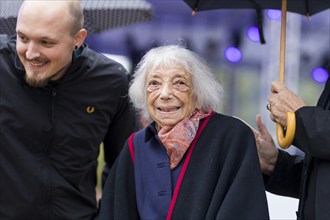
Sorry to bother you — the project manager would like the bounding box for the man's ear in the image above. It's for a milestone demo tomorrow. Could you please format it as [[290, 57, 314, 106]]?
[[74, 28, 87, 48]]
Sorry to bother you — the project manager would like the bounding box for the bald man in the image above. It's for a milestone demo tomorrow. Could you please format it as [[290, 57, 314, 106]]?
[[0, 1, 138, 219]]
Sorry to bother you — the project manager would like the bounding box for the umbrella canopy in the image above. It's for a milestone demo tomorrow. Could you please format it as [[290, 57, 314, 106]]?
[[184, 0, 330, 44], [183, 0, 330, 148], [0, 0, 152, 35], [184, 0, 329, 16]]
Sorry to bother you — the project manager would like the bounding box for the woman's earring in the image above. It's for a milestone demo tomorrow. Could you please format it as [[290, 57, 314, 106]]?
[[74, 45, 78, 50]]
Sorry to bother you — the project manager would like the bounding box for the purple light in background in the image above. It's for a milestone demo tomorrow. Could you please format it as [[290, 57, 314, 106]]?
[[311, 67, 329, 83], [224, 46, 242, 63], [267, 9, 281, 20], [246, 26, 260, 42]]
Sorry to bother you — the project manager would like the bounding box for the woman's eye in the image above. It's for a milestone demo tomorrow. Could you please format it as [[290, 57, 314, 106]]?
[[174, 80, 186, 86], [147, 80, 160, 90], [150, 81, 159, 86], [174, 80, 190, 91]]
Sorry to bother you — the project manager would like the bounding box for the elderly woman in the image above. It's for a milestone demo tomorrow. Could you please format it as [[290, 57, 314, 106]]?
[[95, 45, 269, 220]]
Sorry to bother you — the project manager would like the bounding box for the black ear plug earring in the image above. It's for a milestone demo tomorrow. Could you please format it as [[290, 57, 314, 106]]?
[[74, 45, 78, 50]]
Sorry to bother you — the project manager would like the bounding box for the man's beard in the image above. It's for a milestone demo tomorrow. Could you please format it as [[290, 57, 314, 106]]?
[[25, 74, 49, 87], [24, 66, 67, 88]]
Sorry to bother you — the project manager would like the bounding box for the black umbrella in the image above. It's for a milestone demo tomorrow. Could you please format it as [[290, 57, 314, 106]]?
[[184, 0, 329, 43], [0, 0, 152, 35], [183, 0, 330, 148], [184, 0, 329, 16]]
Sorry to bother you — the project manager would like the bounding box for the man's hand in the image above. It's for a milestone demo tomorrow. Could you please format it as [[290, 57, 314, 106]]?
[[268, 81, 306, 127]]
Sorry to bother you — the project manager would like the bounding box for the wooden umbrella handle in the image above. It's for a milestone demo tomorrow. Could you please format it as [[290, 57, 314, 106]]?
[[276, 0, 296, 149], [276, 112, 296, 149]]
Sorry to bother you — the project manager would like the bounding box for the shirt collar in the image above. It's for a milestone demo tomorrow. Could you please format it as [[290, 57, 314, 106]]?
[[145, 121, 158, 142]]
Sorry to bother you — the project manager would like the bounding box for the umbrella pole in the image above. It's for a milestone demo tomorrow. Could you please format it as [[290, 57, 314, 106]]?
[[276, 0, 296, 149], [279, 0, 287, 82]]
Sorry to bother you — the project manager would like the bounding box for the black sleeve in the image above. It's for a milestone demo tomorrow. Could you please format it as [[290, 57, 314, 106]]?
[[293, 106, 330, 160], [94, 144, 139, 220], [102, 73, 140, 184], [215, 122, 270, 219], [265, 150, 304, 198]]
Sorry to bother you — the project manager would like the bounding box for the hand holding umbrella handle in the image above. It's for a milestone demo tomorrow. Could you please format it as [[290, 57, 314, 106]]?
[[276, 112, 296, 149]]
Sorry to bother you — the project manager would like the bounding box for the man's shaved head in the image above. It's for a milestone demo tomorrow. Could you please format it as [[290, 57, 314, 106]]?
[[19, 0, 84, 36]]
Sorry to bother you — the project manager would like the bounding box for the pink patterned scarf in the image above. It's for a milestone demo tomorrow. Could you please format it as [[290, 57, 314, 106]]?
[[158, 109, 211, 169]]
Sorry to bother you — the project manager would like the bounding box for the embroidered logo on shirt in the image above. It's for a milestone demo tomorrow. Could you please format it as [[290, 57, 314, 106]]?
[[86, 106, 95, 113]]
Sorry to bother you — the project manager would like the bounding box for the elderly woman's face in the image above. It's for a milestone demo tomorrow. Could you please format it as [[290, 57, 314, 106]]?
[[146, 66, 197, 128]]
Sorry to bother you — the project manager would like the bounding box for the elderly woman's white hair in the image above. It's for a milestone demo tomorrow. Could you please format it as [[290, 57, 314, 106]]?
[[129, 44, 224, 121]]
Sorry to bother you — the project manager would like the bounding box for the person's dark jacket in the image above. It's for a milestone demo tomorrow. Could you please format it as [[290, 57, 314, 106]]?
[[265, 77, 330, 220], [95, 113, 270, 220], [0, 35, 137, 219]]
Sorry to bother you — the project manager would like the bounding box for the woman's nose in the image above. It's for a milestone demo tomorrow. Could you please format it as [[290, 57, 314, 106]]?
[[159, 83, 172, 99]]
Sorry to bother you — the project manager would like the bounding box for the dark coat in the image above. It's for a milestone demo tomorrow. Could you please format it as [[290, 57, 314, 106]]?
[[96, 113, 269, 220], [265, 77, 330, 220], [0, 36, 137, 219]]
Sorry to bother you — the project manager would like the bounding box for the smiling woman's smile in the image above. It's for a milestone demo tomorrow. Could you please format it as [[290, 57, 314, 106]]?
[[157, 106, 180, 112]]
